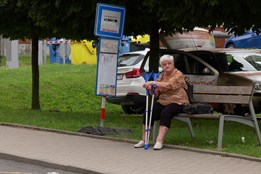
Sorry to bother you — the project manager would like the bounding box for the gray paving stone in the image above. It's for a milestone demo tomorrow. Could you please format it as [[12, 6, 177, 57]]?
[[0, 125, 260, 174]]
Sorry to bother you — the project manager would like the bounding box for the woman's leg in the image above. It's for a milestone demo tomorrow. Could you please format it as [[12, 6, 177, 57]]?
[[156, 125, 169, 144], [156, 103, 183, 144], [137, 102, 164, 141]]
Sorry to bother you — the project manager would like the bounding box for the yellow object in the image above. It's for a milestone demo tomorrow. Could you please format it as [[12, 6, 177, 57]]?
[[70, 40, 97, 64], [131, 34, 150, 44]]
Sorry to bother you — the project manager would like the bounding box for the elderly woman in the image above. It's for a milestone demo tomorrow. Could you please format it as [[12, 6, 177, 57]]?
[[134, 54, 189, 150]]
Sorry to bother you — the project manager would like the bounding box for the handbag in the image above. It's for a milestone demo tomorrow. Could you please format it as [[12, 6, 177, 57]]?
[[183, 79, 213, 114], [184, 80, 194, 103], [183, 103, 213, 114]]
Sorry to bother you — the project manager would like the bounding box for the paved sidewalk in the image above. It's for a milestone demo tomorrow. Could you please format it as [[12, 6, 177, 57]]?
[[0, 124, 261, 174]]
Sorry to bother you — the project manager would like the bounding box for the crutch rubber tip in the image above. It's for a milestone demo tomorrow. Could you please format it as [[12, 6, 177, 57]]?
[[144, 144, 150, 150]]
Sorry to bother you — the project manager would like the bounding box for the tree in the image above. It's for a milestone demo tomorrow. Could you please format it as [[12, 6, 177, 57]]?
[[1, 0, 261, 110], [0, 0, 45, 109], [0, 0, 96, 109]]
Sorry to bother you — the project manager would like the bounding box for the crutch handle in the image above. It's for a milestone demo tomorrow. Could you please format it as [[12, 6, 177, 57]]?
[[151, 84, 157, 95]]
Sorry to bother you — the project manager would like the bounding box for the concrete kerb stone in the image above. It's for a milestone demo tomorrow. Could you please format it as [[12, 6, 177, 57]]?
[[0, 152, 103, 174], [1, 122, 261, 165]]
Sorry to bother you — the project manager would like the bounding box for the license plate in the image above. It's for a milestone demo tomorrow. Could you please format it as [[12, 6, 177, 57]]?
[[117, 74, 123, 80]]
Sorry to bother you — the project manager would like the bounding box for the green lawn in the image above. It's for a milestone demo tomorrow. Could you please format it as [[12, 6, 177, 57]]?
[[0, 56, 261, 158]]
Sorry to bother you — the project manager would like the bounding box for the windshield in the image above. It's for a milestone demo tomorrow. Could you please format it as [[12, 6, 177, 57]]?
[[224, 52, 261, 71], [118, 54, 144, 67]]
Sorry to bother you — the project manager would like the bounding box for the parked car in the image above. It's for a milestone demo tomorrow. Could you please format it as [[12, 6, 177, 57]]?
[[106, 48, 149, 114], [108, 48, 261, 115], [224, 31, 261, 48]]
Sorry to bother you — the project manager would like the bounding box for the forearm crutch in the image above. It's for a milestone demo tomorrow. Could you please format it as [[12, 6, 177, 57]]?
[[143, 72, 152, 150], [146, 72, 160, 149]]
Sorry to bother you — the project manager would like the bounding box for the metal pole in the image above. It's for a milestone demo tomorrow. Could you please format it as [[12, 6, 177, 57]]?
[[100, 96, 106, 128]]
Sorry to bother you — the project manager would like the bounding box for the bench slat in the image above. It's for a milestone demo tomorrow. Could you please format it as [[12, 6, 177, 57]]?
[[193, 85, 253, 95], [177, 113, 220, 119], [194, 94, 251, 104]]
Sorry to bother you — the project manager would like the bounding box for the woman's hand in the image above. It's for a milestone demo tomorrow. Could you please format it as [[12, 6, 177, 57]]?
[[143, 82, 152, 90], [143, 81, 156, 90]]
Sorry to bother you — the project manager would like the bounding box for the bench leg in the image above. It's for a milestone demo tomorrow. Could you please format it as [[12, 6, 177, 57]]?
[[187, 118, 195, 138], [153, 117, 195, 143], [249, 102, 261, 146], [217, 115, 225, 150], [174, 117, 195, 138]]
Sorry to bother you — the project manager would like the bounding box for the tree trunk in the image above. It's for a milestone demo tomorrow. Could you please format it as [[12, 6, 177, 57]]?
[[148, 20, 160, 107], [31, 36, 41, 110], [149, 20, 160, 73]]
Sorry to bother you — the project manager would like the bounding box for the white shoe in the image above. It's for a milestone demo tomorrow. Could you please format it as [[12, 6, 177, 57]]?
[[153, 142, 163, 150], [134, 140, 145, 148]]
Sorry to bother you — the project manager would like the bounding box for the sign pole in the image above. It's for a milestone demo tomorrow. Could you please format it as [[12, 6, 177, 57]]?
[[100, 96, 106, 128], [78, 3, 128, 135]]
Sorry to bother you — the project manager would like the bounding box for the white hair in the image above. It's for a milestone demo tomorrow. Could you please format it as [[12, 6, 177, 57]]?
[[159, 54, 174, 66]]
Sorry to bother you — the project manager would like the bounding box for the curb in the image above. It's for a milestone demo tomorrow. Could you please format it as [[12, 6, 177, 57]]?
[[0, 152, 103, 174]]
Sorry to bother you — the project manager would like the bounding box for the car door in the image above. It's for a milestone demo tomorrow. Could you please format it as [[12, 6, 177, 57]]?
[[245, 31, 261, 48], [253, 32, 261, 48], [234, 31, 261, 48], [173, 52, 219, 86]]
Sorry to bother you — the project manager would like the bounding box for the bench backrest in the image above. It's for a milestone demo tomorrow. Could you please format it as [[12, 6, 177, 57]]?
[[193, 85, 254, 104]]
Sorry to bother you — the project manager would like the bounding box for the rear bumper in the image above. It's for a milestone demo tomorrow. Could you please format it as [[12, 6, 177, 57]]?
[[106, 94, 145, 105]]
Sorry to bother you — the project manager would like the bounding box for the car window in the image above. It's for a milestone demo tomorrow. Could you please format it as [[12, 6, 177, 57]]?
[[144, 56, 149, 72], [190, 52, 218, 68], [118, 54, 144, 67], [245, 55, 261, 70], [214, 53, 229, 72], [142, 51, 214, 75], [163, 53, 214, 75], [224, 52, 261, 71]]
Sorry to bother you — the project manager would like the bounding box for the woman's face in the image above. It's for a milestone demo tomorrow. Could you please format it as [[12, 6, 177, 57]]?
[[161, 60, 174, 72]]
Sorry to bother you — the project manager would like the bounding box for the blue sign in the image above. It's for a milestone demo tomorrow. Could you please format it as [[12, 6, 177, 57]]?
[[95, 37, 119, 96], [94, 3, 126, 39]]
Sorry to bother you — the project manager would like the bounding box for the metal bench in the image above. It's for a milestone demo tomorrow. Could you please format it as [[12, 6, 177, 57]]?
[[153, 85, 261, 150]]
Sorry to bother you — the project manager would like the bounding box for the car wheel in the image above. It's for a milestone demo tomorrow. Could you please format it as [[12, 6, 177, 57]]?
[[121, 105, 145, 115], [226, 43, 235, 48]]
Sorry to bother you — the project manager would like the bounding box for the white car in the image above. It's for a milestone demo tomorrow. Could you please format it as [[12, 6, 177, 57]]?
[[106, 49, 149, 114]]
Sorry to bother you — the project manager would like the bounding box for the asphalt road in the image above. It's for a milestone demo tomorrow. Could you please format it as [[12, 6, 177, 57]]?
[[0, 158, 80, 174]]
